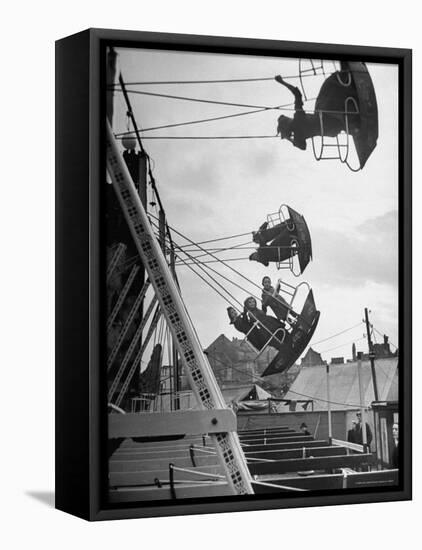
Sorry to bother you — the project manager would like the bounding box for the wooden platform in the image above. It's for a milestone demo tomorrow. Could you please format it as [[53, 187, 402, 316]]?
[[108, 421, 398, 502], [253, 469, 399, 493]]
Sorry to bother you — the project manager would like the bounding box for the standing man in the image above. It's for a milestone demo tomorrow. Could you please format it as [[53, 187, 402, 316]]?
[[391, 422, 399, 468], [347, 420, 358, 443], [355, 411, 373, 450]]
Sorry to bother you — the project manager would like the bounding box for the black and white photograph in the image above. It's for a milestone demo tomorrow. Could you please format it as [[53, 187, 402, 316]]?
[[2, 0, 420, 542], [105, 44, 402, 505]]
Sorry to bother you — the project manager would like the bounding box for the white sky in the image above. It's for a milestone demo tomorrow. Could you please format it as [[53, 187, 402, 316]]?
[[111, 47, 399, 362]]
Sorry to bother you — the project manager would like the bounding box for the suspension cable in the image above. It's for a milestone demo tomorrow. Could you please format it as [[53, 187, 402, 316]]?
[[174, 251, 242, 309], [177, 239, 252, 259], [114, 97, 309, 136], [114, 88, 278, 110], [159, 230, 283, 343], [115, 107, 273, 135], [149, 220, 246, 308], [113, 88, 323, 112], [177, 231, 252, 248], [150, 214, 264, 295], [150, 221, 262, 305], [110, 73, 318, 86], [117, 134, 277, 140], [176, 257, 250, 265]]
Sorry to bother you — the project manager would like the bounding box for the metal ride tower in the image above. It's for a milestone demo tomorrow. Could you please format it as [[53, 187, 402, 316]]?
[[106, 120, 254, 495]]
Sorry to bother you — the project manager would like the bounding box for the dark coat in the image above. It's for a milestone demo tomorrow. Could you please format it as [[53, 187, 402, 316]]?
[[255, 224, 293, 265], [277, 85, 344, 150], [354, 422, 373, 447], [246, 308, 285, 350], [391, 442, 399, 468], [232, 314, 267, 350], [262, 285, 291, 321]]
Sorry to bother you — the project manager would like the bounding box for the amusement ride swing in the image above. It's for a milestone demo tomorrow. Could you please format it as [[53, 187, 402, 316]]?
[[249, 203, 313, 276], [276, 59, 378, 171], [240, 203, 319, 375], [169, 201, 320, 379], [237, 273, 320, 378], [112, 57, 379, 172]]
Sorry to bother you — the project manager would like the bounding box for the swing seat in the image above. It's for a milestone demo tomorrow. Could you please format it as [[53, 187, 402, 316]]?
[[241, 323, 286, 358], [262, 289, 320, 376], [286, 206, 313, 274], [313, 61, 378, 170], [263, 205, 313, 276]]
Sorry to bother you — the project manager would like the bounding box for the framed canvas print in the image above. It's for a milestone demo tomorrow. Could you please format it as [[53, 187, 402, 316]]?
[[55, 28, 412, 521]]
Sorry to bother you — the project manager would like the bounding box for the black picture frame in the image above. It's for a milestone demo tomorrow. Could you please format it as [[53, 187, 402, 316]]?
[[55, 28, 412, 521]]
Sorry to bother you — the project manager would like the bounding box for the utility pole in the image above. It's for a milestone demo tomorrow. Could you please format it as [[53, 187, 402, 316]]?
[[364, 307, 379, 402], [106, 47, 117, 125], [356, 352, 368, 450], [326, 364, 332, 444]]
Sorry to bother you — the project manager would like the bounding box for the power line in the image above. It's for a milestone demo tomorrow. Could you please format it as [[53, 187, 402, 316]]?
[[311, 322, 364, 347], [206, 351, 365, 409], [373, 327, 398, 350], [317, 335, 366, 355], [285, 387, 364, 409]]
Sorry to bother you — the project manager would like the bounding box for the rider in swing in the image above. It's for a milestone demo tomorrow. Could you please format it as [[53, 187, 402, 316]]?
[[243, 296, 290, 349], [261, 276, 297, 326], [227, 307, 268, 350], [249, 220, 293, 267], [275, 74, 344, 150]]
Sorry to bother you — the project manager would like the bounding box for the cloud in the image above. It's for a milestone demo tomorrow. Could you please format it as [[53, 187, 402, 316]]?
[[310, 210, 398, 288]]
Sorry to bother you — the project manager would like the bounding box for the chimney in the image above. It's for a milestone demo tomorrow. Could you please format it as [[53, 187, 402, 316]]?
[[383, 334, 391, 356]]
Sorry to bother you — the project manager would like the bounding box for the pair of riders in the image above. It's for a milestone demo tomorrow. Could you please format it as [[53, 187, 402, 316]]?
[[227, 276, 297, 351]]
